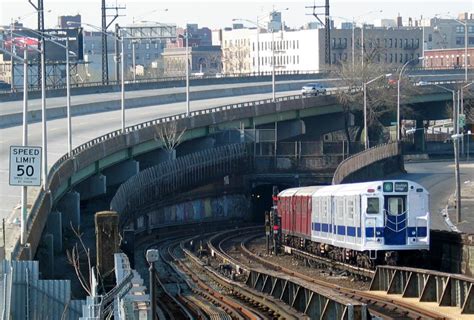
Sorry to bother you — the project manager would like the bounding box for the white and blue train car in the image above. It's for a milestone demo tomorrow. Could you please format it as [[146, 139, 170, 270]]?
[[279, 180, 430, 265]]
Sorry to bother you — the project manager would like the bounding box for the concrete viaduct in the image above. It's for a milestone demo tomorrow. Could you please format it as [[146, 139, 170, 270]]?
[[13, 86, 460, 263]]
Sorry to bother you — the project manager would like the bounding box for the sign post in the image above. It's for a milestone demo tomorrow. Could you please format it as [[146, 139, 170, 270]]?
[[9, 146, 42, 245]]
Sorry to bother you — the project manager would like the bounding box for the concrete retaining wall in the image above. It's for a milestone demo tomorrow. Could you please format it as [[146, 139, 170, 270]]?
[[431, 230, 474, 276]]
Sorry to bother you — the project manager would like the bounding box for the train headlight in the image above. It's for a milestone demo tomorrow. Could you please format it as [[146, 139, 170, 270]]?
[[411, 231, 416, 235], [376, 231, 381, 236]]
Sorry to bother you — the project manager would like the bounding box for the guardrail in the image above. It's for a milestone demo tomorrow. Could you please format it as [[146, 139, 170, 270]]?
[[332, 142, 401, 185], [0, 69, 325, 95], [370, 265, 474, 314]]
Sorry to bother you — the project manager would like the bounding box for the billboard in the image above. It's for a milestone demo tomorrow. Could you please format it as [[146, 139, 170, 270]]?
[[3, 28, 83, 62]]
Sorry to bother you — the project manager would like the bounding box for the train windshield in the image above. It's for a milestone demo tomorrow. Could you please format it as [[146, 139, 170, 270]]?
[[386, 197, 405, 216], [366, 197, 380, 214]]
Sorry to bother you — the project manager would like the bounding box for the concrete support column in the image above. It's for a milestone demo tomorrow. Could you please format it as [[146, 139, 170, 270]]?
[[414, 119, 426, 152], [56, 191, 81, 230], [95, 211, 120, 288], [39, 233, 55, 278], [45, 211, 62, 253], [103, 160, 139, 187], [277, 119, 306, 141], [76, 174, 107, 201]]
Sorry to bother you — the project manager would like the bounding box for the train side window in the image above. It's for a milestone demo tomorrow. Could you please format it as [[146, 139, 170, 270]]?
[[322, 198, 327, 218], [366, 197, 380, 214], [347, 199, 354, 219], [337, 198, 344, 218]]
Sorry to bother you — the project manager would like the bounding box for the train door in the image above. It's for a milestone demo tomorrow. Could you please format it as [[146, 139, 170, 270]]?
[[384, 195, 407, 245]]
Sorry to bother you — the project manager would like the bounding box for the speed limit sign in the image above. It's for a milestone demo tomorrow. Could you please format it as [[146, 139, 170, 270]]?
[[9, 146, 42, 186]]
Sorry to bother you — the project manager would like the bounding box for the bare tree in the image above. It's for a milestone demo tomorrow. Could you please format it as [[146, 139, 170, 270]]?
[[332, 54, 421, 149], [222, 42, 250, 74], [154, 121, 187, 159], [66, 223, 93, 296]]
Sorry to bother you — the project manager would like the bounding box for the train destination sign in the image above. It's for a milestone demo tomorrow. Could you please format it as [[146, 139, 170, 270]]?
[[9, 146, 42, 186]]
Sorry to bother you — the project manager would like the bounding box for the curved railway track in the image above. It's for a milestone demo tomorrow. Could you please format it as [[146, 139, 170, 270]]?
[[141, 225, 304, 319], [212, 228, 451, 320]]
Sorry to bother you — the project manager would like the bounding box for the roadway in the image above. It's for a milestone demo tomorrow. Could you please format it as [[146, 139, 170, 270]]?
[[393, 161, 474, 231], [0, 89, 301, 255], [0, 79, 334, 116]]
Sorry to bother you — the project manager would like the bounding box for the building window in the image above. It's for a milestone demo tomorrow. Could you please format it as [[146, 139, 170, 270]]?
[[456, 25, 465, 33], [469, 37, 474, 45], [457, 37, 465, 45], [145, 43, 150, 49], [394, 38, 397, 48], [155, 43, 159, 48], [146, 53, 150, 60], [428, 34, 433, 42], [127, 53, 132, 59], [389, 39, 393, 48], [127, 43, 131, 49]]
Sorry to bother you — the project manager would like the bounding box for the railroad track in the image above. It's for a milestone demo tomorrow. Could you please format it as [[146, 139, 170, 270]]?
[[143, 226, 301, 319], [212, 228, 451, 319]]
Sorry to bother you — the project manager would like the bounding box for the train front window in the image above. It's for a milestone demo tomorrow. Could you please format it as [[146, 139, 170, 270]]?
[[386, 197, 405, 215], [366, 197, 379, 214]]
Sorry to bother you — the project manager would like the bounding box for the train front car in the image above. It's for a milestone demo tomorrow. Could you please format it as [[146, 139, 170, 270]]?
[[364, 180, 430, 265]]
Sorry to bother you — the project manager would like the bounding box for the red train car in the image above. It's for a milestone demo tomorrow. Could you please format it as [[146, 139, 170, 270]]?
[[279, 187, 322, 239]]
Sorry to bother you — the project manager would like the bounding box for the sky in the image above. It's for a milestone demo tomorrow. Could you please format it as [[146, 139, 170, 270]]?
[[0, 0, 473, 31]]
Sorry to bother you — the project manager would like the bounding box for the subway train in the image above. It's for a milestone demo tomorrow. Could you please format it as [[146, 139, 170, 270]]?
[[277, 180, 430, 267]]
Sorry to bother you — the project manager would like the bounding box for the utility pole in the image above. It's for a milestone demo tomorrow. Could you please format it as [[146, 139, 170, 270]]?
[[306, 0, 331, 66], [101, 0, 126, 85]]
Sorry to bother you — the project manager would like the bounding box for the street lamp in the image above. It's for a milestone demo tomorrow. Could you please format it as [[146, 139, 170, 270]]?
[[178, 29, 191, 116], [146, 249, 159, 320], [397, 57, 424, 141], [232, 16, 266, 75], [15, 28, 77, 154], [363, 73, 392, 149], [419, 81, 461, 223], [230, 17, 280, 101], [437, 14, 469, 82], [0, 43, 29, 245], [459, 82, 473, 155], [69, 22, 126, 132]]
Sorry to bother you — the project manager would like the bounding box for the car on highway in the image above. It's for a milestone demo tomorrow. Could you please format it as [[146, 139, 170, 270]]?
[[301, 83, 327, 97]]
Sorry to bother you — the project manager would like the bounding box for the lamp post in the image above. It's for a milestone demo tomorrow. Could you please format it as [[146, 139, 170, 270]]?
[[16, 28, 76, 154], [146, 249, 159, 320], [397, 57, 424, 141], [460, 82, 473, 156], [232, 17, 262, 75], [420, 81, 460, 222], [363, 73, 392, 149], [231, 17, 278, 101], [0, 44, 29, 245], [70, 22, 126, 131], [182, 29, 190, 116]]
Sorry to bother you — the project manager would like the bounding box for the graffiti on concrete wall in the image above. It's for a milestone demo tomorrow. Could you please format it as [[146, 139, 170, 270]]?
[[145, 194, 250, 229]]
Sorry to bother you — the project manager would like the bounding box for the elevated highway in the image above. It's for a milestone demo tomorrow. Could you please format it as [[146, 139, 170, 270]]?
[[0, 78, 464, 260]]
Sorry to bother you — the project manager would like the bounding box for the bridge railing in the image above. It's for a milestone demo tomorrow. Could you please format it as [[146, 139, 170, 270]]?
[[0, 69, 325, 94], [332, 141, 401, 185]]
